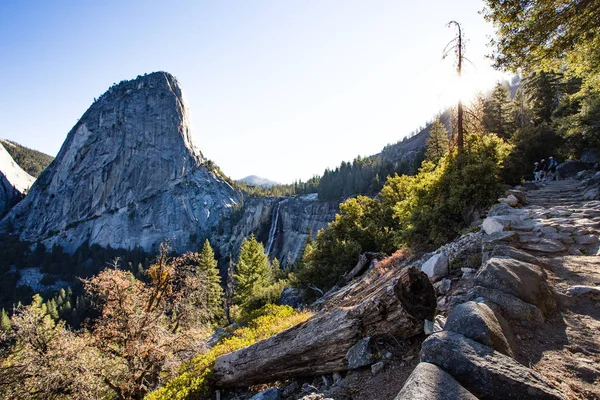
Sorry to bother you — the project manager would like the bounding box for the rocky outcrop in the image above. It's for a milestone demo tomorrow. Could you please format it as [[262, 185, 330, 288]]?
[[0, 142, 35, 217], [556, 160, 592, 179], [1, 72, 241, 252], [474, 257, 557, 315], [420, 331, 565, 400]]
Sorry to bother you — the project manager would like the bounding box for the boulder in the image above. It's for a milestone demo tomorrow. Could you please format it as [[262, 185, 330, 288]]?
[[541, 226, 558, 234], [435, 314, 447, 329], [250, 388, 280, 400], [521, 238, 566, 253], [498, 194, 519, 207], [580, 151, 599, 164], [566, 285, 600, 298], [435, 278, 452, 295], [423, 319, 441, 335], [556, 160, 592, 179], [444, 301, 515, 357], [474, 257, 556, 314], [575, 234, 599, 245], [420, 331, 566, 400], [468, 286, 544, 323], [461, 268, 476, 279], [346, 337, 374, 369], [371, 361, 385, 375], [395, 362, 478, 400], [482, 231, 519, 252], [507, 189, 527, 205], [488, 202, 517, 216], [482, 216, 512, 235], [420, 253, 449, 282], [490, 245, 547, 268], [583, 188, 599, 201], [576, 170, 595, 180]]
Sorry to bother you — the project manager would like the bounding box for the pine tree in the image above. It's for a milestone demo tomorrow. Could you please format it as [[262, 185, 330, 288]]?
[[523, 71, 562, 124], [425, 120, 449, 163], [234, 235, 273, 306], [483, 83, 514, 138], [197, 239, 224, 323], [271, 257, 283, 280], [1, 308, 11, 332]]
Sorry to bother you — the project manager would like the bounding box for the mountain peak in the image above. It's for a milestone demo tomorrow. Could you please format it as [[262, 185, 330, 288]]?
[[2, 72, 240, 252], [238, 175, 280, 188]]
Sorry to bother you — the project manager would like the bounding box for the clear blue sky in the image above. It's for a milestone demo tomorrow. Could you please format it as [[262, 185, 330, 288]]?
[[0, 0, 505, 183]]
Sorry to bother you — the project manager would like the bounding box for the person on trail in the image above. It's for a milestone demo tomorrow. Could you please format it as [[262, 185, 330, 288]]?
[[547, 156, 558, 181], [540, 159, 547, 182], [533, 162, 541, 182]]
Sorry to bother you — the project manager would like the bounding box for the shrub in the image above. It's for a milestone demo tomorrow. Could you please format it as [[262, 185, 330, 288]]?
[[297, 133, 511, 292], [146, 304, 312, 400], [241, 280, 287, 316]]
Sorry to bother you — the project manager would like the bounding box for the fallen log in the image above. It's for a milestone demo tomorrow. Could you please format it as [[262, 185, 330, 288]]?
[[212, 266, 436, 387]]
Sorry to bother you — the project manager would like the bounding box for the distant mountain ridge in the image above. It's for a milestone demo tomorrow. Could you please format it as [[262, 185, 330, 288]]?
[[0, 142, 36, 216], [0, 139, 54, 178], [238, 175, 280, 188]]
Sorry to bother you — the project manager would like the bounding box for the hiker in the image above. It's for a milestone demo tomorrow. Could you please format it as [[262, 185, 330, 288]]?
[[540, 159, 547, 182], [547, 156, 558, 181], [533, 162, 541, 182]]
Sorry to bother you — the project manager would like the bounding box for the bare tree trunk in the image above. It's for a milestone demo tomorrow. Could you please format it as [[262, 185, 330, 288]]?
[[211, 266, 436, 387]]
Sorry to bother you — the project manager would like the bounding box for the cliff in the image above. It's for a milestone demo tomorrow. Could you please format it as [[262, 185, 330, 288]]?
[[213, 194, 339, 266], [1, 72, 241, 252]]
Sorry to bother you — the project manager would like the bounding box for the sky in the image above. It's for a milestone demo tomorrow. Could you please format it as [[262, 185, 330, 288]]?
[[0, 0, 507, 184]]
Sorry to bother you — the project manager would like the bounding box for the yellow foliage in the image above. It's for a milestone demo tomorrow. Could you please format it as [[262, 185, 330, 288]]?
[[146, 304, 312, 400]]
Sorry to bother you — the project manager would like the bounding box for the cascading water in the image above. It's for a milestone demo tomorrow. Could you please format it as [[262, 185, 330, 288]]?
[[265, 199, 282, 256]]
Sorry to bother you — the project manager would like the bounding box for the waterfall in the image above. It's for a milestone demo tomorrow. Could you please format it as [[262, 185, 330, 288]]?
[[265, 200, 281, 256]]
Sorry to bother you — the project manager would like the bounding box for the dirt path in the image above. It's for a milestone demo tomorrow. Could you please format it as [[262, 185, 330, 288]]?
[[511, 180, 600, 399]]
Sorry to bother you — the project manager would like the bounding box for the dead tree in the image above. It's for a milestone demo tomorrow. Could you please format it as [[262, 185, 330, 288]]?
[[211, 266, 436, 387]]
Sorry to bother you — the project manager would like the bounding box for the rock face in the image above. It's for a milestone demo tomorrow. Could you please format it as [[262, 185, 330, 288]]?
[[213, 195, 338, 266], [1, 72, 241, 252], [0, 142, 36, 217]]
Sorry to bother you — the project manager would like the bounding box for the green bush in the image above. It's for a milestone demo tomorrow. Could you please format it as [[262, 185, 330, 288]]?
[[390, 133, 511, 247], [241, 280, 287, 316], [297, 133, 511, 292]]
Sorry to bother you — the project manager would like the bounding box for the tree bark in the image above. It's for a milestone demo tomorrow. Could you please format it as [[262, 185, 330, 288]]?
[[211, 266, 436, 387]]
